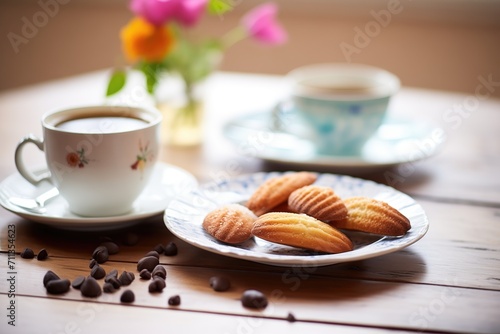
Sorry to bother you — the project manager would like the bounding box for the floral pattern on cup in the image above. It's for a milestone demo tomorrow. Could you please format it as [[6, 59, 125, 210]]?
[[131, 141, 154, 174], [66, 149, 89, 168]]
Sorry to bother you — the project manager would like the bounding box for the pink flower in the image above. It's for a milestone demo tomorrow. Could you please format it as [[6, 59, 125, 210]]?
[[242, 3, 287, 45], [176, 0, 208, 26], [130, 0, 207, 27]]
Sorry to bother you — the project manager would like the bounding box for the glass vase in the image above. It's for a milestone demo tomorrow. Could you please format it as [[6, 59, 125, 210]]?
[[156, 79, 205, 147]]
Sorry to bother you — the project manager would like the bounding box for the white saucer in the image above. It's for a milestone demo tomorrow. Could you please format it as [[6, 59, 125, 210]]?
[[223, 111, 444, 173], [0, 162, 197, 231], [164, 172, 429, 267]]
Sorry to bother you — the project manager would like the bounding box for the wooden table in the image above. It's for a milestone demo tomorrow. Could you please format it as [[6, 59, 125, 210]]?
[[0, 71, 499, 333]]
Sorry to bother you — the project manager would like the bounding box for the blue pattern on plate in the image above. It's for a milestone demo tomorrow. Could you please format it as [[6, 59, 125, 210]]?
[[164, 172, 429, 267]]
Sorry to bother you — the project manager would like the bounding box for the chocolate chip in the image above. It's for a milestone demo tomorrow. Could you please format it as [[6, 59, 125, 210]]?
[[107, 276, 122, 289], [71, 276, 86, 289], [241, 290, 268, 309], [90, 265, 106, 280], [124, 232, 139, 246], [148, 277, 166, 293], [147, 282, 156, 293], [137, 256, 159, 272], [105, 269, 118, 281], [209, 276, 231, 292], [43, 270, 60, 287], [286, 312, 296, 322], [89, 259, 97, 269], [163, 242, 178, 256], [20, 248, 35, 259], [80, 277, 102, 298], [148, 280, 159, 292], [168, 295, 181, 306], [100, 241, 120, 255], [144, 250, 160, 259], [92, 246, 109, 264], [46, 279, 70, 295], [153, 243, 164, 254], [120, 290, 135, 303], [103, 282, 115, 293], [119, 271, 135, 286], [37, 248, 48, 261], [139, 269, 152, 280], [152, 265, 166, 279]]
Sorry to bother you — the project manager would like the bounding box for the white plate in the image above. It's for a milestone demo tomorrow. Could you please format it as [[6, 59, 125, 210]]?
[[0, 162, 197, 231], [164, 172, 429, 267], [223, 111, 444, 173]]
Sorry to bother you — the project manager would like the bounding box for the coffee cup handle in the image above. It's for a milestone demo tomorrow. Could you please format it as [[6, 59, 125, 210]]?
[[14, 134, 51, 185]]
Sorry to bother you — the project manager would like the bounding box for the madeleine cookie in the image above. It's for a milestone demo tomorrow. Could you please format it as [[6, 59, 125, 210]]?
[[332, 197, 411, 236], [252, 212, 353, 254], [246, 172, 317, 216], [288, 185, 347, 222], [268, 200, 295, 213], [203, 204, 257, 244]]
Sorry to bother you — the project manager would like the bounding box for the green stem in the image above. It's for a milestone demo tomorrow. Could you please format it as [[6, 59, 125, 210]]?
[[171, 81, 198, 128], [184, 82, 197, 125], [220, 26, 248, 49]]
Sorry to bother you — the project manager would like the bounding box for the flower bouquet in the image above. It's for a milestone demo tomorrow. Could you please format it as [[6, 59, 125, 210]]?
[[106, 0, 287, 146]]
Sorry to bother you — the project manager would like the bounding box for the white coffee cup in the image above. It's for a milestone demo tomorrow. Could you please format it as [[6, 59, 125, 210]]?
[[277, 63, 400, 156], [15, 105, 162, 217]]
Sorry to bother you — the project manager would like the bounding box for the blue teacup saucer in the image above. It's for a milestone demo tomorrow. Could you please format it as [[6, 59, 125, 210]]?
[[223, 111, 445, 173]]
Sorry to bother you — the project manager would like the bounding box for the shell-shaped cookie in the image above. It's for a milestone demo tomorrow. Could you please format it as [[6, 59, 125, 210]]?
[[252, 212, 353, 254], [288, 185, 347, 222], [332, 196, 411, 236], [246, 172, 317, 216], [203, 204, 257, 244]]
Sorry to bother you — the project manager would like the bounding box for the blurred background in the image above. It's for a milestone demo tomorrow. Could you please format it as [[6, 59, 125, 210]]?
[[1, 0, 500, 97]]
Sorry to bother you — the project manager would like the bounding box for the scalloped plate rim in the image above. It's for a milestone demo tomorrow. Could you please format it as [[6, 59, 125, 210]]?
[[164, 172, 429, 267]]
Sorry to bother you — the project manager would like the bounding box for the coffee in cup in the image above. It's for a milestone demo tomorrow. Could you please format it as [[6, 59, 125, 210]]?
[[15, 105, 162, 217], [278, 63, 400, 156]]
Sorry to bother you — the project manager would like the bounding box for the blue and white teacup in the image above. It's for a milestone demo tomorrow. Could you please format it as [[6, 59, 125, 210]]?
[[276, 63, 400, 156]]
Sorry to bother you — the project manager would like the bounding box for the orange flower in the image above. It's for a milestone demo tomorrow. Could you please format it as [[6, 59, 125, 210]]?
[[120, 17, 174, 62]]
